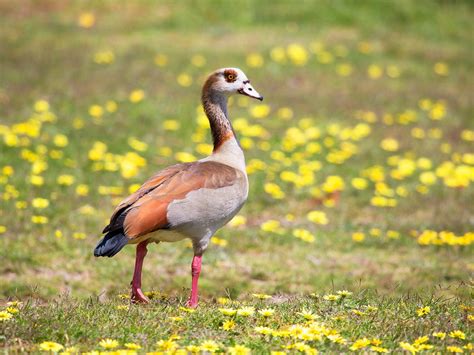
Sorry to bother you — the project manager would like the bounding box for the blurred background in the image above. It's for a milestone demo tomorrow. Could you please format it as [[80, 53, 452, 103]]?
[[0, 0, 472, 302]]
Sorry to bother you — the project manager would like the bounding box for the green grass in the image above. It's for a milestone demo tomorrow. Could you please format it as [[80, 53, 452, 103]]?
[[0, 0, 473, 353]]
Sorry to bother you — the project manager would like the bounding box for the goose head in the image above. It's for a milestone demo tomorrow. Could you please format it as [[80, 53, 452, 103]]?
[[203, 68, 263, 101]]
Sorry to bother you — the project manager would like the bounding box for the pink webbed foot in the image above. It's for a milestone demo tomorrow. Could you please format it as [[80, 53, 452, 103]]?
[[131, 287, 149, 304], [186, 299, 198, 308]]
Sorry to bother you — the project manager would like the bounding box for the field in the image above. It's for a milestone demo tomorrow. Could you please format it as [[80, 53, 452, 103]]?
[[0, 0, 473, 353]]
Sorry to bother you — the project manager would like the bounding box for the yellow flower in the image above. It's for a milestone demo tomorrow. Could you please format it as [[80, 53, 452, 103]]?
[[106, 100, 117, 112], [371, 346, 389, 353], [222, 319, 236, 331], [154, 54, 168, 67], [264, 182, 285, 199], [34, 99, 50, 112], [298, 309, 317, 321], [434, 62, 449, 76], [323, 294, 341, 301], [399, 342, 418, 354], [32, 198, 49, 209], [337, 63, 353, 76], [175, 152, 196, 163], [352, 232, 365, 242], [191, 54, 206, 67], [368, 64, 383, 79], [449, 330, 466, 340], [0, 311, 13, 321], [53, 134, 68, 147], [39, 341, 64, 352], [350, 338, 371, 351], [250, 104, 271, 119], [351, 177, 368, 190], [163, 119, 180, 131], [88, 104, 104, 118], [293, 228, 315, 243], [93, 50, 115, 64], [228, 344, 251, 355], [416, 306, 430, 317], [386, 230, 400, 239], [336, 290, 352, 297], [128, 137, 148, 152], [219, 308, 237, 316], [270, 46, 286, 63], [78, 12, 95, 28], [287, 44, 308, 66], [156, 339, 178, 351], [246, 53, 264, 68], [32, 215, 48, 224], [322, 175, 345, 193], [380, 138, 399, 152], [307, 210, 329, 225], [57, 174, 75, 186], [433, 332, 446, 339], [75, 184, 89, 196], [196, 143, 213, 156], [129, 89, 145, 103], [99, 338, 119, 349], [200, 340, 220, 353], [177, 73, 192, 87], [229, 215, 247, 227], [260, 220, 283, 234], [258, 308, 275, 317], [277, 107, 293, 120], [179, 306, 196, 313], [446, 346, 463, 353], [387, 65, 401, 78], [252, 293, 271, 299], [0, 226, 6, 234], [124, 343, 141, 350], [237, 307, 255, 317], [211, 236, 227, 247]]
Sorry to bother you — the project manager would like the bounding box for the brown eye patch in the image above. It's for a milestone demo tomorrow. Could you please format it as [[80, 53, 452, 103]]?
[[224, 69, 238, 83]]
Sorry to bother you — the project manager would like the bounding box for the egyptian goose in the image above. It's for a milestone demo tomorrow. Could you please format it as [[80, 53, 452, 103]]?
[[94, 68, 263, 307]]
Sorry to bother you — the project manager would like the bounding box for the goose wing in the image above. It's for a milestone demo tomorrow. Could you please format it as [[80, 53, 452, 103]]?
[[102, 161, 239, 239]]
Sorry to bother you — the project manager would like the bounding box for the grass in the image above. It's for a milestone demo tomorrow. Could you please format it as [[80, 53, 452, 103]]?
[[0, 0, 473, 353]]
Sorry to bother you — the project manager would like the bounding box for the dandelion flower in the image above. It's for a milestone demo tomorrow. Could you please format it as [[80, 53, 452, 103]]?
[[78, 12, 95, 28], [30, 175, 44, 186], [0, 311, 13, 321], [200, 340, 220, 353], [222, 319, 236, 331], [307, 210, 329, 225], [416, 306, 430, 317], [129, 89, 145, 103], [177, 73, 192, 87], [352, 232, 365, 242], [154, 54, 168, 67], [228, 344, 251, 355], [237, 306, 255, 317], [32, 198, 49, 209], [449, 330, 466, 340], [258, 308, 275, 317], [124, 343, 141, 350], [434, 62, 449, 76], [39, 341, 64, 352], [219, 308, 237, 316], [99, 338, 119, 349], [246, 53, 264, 68]]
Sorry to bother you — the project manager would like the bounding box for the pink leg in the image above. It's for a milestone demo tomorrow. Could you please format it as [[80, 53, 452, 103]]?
[[186, 255, 202, 308], [131, 241, 149, 303]]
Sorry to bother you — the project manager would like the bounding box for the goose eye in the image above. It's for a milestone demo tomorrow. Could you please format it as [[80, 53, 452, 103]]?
[[227, 74, 234, 81]]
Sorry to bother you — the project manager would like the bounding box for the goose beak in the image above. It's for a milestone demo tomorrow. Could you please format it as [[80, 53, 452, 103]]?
[[238, 82, 263, 101]]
